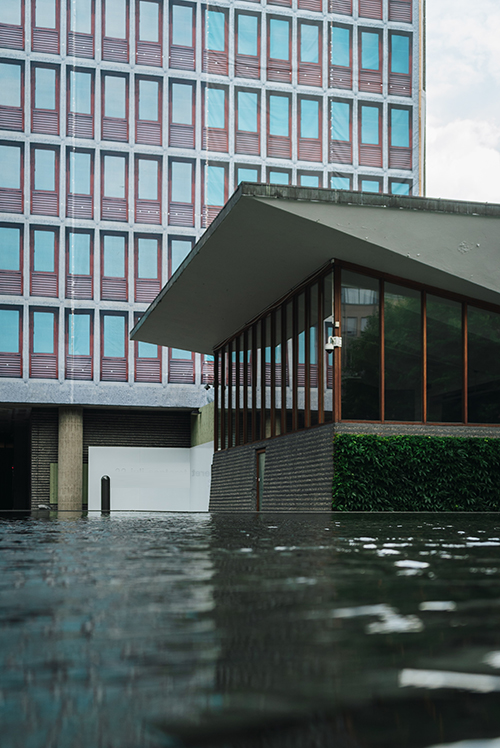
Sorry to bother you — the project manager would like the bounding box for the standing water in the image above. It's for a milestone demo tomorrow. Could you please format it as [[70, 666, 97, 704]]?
[[2, 512, 500, 748]]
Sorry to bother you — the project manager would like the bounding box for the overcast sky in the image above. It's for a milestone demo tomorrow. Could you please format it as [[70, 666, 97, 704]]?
[[426, 1, 500, 202]]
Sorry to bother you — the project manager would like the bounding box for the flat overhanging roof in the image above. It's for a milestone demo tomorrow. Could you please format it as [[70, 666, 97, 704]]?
[[131, 184, 500, 354]]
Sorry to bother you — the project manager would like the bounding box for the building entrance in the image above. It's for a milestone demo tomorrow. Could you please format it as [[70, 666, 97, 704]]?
[[0, 410, 31, 511]]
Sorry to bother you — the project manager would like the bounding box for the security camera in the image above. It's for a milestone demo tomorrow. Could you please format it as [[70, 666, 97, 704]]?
[[325, 335, 342, 352], [204, 383, 211, 390]]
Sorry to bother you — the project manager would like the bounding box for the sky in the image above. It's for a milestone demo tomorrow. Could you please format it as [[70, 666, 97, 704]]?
[[426, 0, 500, 202]]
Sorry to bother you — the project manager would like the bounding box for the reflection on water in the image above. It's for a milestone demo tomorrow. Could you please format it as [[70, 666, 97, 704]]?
[[2, 513, 500, 747]]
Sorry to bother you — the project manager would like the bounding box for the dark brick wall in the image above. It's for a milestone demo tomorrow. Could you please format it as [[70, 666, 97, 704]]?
[[209, 423, 335, 511], [30, 408, 58, 509]]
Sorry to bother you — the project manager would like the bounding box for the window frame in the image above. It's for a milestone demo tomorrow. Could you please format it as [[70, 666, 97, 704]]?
[[102, 0, 130, 62], [202, 83, 229, 153], [358, 101, 383, 167], [135, 74, 163, 146], [389, 31, 412, 96], [388, 104, 412, 170], [358, 27, 383, 95], [168, 234, 194, 278], [0, 140, 24, 214], [100, 231, 128, 301], [298, 95, 322, 162], [65, 228, 93, 300], [389, 178, 412, 196], [298, 20, 322, 87], [235, 10, 260, 80], [267, 91, 292, 159], [66, 0, 95, 58], [234, 163, 261, 188], [267, 15, 292, 83], [32, 0, 60, 53], [329, 23, 352, 90], [65, 308, 93, 380], [133, 311, 161, 382], [0, 0, 25, 50], [359, 174, 383, 193], [0, 222, 23, 295], [235, 86, 261, 156], [329, 171, 352, 190], [0, 304, 23, 378], [29, 305, 58, 379], [101, 71, 129, 142], [168, 346, 195, 384], [201, 160, 228, 228], [30, 224, 58, 297], [134, 154, 162, 224], [66, 65, 95, 139], [30, 143, 59, 217], [66, 147, 94, 219], [169, 1, 196, 71], [329, 97, 352, 164], [134, 232, 162, 302], [168, 157, 195, 227], [0, 59, 24, 131], [100, 150, 129, 222], [267, 168, 291, 186], [100, 310, 128, 382], [298, 170, 323, 188], [31, 62, 59, 135], [168, 78, 195, 148], [202, 5, 229, 75], [135, 0, 163, 67]]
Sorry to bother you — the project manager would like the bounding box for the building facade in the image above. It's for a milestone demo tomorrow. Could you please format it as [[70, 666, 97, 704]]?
[[0, 0, 423, 510]]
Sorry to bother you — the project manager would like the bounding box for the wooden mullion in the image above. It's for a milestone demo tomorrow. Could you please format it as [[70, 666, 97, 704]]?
[[270, 311, 276, 438], [243, 330, 248, 444], [251, 324, 257, 442], [422, 291, 427, 423], [317, 275, 325, 424], [260, 318, 266, 440], [292, 296, 298, 432], [227, 340, 233, 448], [235, 335, 240, 446], [281, 302, 287, 435], [463, 302, 468, 424], [220, 346, 226, 449], [333, 267, 342, 422], [380, 278, 385, 422], [304, 288, 311, 429]]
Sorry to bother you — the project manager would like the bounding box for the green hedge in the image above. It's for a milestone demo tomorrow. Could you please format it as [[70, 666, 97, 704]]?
[[332, 434, 500, 511]]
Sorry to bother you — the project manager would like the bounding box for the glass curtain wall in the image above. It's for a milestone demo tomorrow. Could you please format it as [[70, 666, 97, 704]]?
[[215, 264, 500, 451]]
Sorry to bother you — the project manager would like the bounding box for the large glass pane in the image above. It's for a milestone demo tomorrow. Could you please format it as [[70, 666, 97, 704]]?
[[34, 149, 55, 191], [237, 14, 257, 56], [34, 67, 56, 110], [138, 340, 157, 358], [103, 315, 125, 357], [391, 34, 410, 74], [360, 179, 380, 193], [171, 161, 192, 202], [426, 295, 462, 422], [361, 32, 379, 70], [361, 105, 379, 145], [35, 0, 56, 28], [341, 271, 380, 420], [104, 76, 126, 118], [274, 308, 282, 436], [331, 175, 350, 189], [301, 24, 319, 64], [0, 64, 21, 107], [205, 165, 225, 206], [331, 26, 350, 67], [300, 174, 320, 187], [68, 232, 90, 275], [269, 95, 289, 137], [69, 71, 91, 114], [237, 91, 257, 132], [69, 0, 91, 34], [138, 79, 159, 121], [0, 0, 21, 25], [0, 310, 19, 353], [171, 83, 192, 125], [172, 348, 191, 359], [384, 283, 422, 421], [391, 181, 410, 196], [310, 284, 319, 427], [33, 230, 55, 272], [172, 5, 192, 47], [103, 235, 125, 277], [330, 101, 350, 141], [68, 313, 90, 356], [468, 306, 500, 424], [138, 159, 158, 200], [69, 152, 91, 195], [139, 1, 159, 42], [269, 18, 289, 60], [269, 171, 289, 185], [323, 270, 334, 423], [206, 88, 225, 129], [236, 167, 258, 185], [206, 10, 225, 51], [104, 156, 125, 198], [137, 238, 157, 278], [0, 147, 20, 189], [0, 227, 20, 271], [170, 239, 191, 275], [391, 108, 410, 147], [33, 312, 54, 354], [300, 99, 319, 139], [105, 0, 126, 38]]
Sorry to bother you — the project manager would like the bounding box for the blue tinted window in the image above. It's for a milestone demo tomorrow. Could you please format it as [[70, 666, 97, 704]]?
[[137, 238, 158, 278], [331, 175, 350, 189], [35, 0, 56, 28], [0, 63, 21, 107], [206, 87, 225, 129], [237, 14, 257, 56], [391, 34, 410, 74], [171, 161, 192, 203], [139, 1, 159, 43], [69, 71, 92, 115], [68, 232, 91, 275], [104, 76, 126, 119], [138, 341, 158, 358], [0, 226, 20, 271], [300, 24, 318, 64], [171, 83, 192, 125], [237, 91, 257, 132], [391, 108, 410, 147], [171, 239, 192, 274], [33, 311, 54, 354], [0, 146, 20, 189], [0, 309, 19, 353], [361, 179, 380, 193], [361, 106, 379, 145], [391, 181, 410, 196], [34, 67, 56, 110], [34, 149, 55, 192], [138, 79, 159, 121], [69, 152, 91, 195], [330, 101, 350, 141], [103, 315, 125, 358], [298, 331, 305, 364], [103, 155, 125, 199], [138, 159, 158, 200], [172, 4, 192, 46], [269, 95, 289, 137], [0, 0, 21, 25], [104, 0, 126, 38], [331, 26, 350, 67], [361, 32, 379, 70], [269, 19, 289, 60], [103, 235, 125, 277], [237, 167, 259, 184], [34, 230, 55, 272], [68, 313, 90, 356], [172, 348, 191, 359], [269, 171, 288, 185], [205, 165, 225, 206], [70, 0, 91, 33], [300, 175, 320, 188], [206, 10, 225, 51], [300, 99, 319, 139]]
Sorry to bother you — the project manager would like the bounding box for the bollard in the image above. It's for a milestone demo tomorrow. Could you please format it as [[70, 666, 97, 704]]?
[[101, 475, 110, 513]]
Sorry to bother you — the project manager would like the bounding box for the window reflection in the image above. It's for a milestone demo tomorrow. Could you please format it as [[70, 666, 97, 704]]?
[[426, 295, 462, 422], [468, 306, 500, 424]]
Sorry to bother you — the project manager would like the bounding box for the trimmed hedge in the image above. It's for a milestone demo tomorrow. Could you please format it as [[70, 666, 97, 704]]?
[[332, 434, 500, 511]]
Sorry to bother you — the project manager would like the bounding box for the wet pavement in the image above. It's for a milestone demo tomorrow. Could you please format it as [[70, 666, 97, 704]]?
[[1, 512, 500, 747]]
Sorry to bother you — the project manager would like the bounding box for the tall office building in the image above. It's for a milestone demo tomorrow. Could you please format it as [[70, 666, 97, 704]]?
[[0, 0, 423, 510]]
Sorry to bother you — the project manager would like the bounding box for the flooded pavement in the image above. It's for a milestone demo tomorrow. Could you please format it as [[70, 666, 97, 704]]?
[[2, 513, 500, 747]]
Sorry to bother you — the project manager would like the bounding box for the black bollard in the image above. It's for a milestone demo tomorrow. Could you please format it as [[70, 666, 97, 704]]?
[[101, 475, 110, 513]]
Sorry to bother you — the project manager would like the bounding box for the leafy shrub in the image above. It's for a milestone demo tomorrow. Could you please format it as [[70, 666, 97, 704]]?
[[332, 434, 500, 511]]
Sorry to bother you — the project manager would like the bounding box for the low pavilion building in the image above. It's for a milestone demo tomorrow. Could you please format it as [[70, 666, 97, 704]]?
[[132, 184, 500, 511]]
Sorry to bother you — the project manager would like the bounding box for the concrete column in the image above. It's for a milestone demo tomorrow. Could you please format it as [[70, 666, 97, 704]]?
[[57, 407, 83, 512]]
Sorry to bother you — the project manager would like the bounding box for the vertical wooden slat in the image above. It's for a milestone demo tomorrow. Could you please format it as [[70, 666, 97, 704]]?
[[270, 311, 276, 438], [304, 288, 311, 428], [214, 348, 219, 451], [463, 302, 468, 424], [251, 324, 257, 443], [235, 336, 240, 446], [292, 297, 298, 432], [220, 346, 226, 450], [422, 291, 427, 424], [333, 267, 342, 422], [281, 303, 287, 435], [243, 330, 248, 444], [260, 319, 266, 439], [227, 341, 233, 448], [317, 276, 325, 424], [380, 279, 385, 422]]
